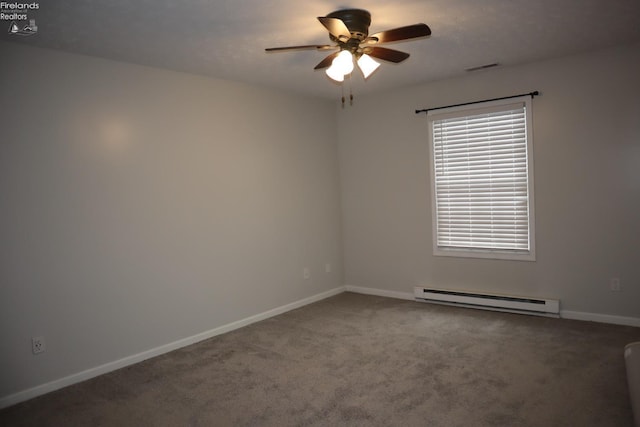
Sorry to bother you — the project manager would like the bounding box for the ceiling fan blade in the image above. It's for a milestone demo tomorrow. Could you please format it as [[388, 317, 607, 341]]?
[[314, 52, 339, 70], [265, 44, 336, 52], [365, 47, 410, 63], [366, 24, 431, 44], [317, 16, 351, 41]]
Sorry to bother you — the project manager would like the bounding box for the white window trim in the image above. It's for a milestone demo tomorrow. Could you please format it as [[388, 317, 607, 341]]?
[[427, 96, 536, 261]]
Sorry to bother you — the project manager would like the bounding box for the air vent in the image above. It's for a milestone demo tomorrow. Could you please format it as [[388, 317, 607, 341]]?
[[466, 63, 499, 72]]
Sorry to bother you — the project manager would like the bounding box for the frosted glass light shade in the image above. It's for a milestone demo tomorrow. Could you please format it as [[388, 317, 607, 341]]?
[[334, 50, 354, 75], [357, 54, 380, 79], [325, 50, 354, 82], [325, 63, 344, 82]]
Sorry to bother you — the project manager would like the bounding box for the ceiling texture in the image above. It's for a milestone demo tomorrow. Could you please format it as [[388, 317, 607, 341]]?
[[3, 0, 640, 99]]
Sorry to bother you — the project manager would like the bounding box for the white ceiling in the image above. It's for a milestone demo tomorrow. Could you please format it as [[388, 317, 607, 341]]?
[[3, 0, 640, 99]]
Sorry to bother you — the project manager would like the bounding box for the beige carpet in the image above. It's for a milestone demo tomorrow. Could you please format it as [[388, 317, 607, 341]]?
[[1, 292, 639, 426]]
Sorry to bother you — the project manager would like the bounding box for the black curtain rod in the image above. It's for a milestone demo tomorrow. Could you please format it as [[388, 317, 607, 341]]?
[[415, 91, 539, 115]]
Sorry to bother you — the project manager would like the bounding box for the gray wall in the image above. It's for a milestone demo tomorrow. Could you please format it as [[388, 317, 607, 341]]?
[[2, 39, 639, 403], [338, 43, 640, 318], [0, 42, 343, 398]]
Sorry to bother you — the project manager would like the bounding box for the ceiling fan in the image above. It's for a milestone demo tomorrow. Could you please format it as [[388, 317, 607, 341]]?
[[265, 9, 431, 82]]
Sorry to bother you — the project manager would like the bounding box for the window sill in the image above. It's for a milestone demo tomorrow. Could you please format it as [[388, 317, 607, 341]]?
[[434, 247, 536, 262]]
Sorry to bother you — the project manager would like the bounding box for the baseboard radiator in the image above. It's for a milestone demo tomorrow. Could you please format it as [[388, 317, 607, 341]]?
[[414, 287, 560, 317]]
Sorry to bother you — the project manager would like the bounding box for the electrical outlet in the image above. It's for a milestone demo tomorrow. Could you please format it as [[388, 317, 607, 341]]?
[[303, 268, 310, 280], [609, 278, 621, 292], [325, 263, 332, 273], [32, 336, 45, 354]]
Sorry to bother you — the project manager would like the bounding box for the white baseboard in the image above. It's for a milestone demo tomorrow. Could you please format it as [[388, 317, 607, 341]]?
[[346, 285, 640, 328], [0, 286, 346, 410], [345, 285, 414, 301], [560, 310, 640, 327], [4, 286, 637, 409]]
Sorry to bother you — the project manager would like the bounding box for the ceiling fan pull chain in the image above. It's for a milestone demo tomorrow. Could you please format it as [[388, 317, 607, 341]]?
[[341, 84, 345, 108], [349, 76, 354, 106]]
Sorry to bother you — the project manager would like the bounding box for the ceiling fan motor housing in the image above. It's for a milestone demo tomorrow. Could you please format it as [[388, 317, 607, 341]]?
[[327, 9, 371, 40]]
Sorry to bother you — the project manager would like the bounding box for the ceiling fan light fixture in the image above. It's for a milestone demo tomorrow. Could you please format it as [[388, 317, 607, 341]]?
[[326, 50, 354, 82], [357, 54, 380, 79], [325, 64, 345, 82], [334, 50, 354, 75]]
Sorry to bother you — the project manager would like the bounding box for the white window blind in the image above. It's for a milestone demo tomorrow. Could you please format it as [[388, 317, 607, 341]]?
[[428, 97, 535, 260]]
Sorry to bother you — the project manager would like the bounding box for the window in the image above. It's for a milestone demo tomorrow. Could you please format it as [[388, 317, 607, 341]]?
[[427, 96, 535, 261]]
